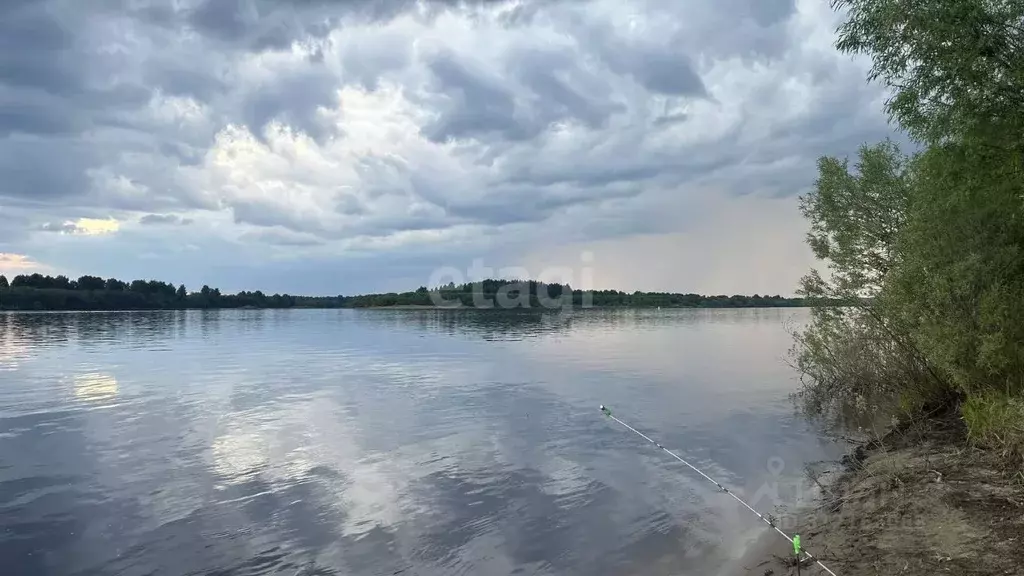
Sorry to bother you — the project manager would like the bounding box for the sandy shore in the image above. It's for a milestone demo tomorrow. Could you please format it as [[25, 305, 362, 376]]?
[[721, 411, 1024, 576]]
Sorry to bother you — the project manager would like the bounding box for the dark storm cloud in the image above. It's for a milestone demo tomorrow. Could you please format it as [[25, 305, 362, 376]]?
[[184, 0, 518, 50], [590, 31, 707, 97], [142, 61, 228, 102], [0, 2, 80, 96], [419, 50, 526, 143], [0, 137, 100, 202], [333, 192, 368, 217], [706, 0, 798, 60], [0, 2, 153, 123], [0, 209, 30, 245], [238, 229, 325, 247], [120, 0, 335, 51], [0, 4, 91, 138], [226, 198, 448, 242], [240, 64, 340, 142], [0, 93, 84, 137], [508, 47, 627, 129], [653, 112, 689, 126], [499, 127, 744, 190], [455, 185, 647, 226], [420, 44, 628, 144], [623, 0, 797, 63], [188, 0, 257, 43], [751, 0, 799, 25], [621, 53, 705, 96], [527, 164, 665, 189], [230, 200, 320, 232], [0, 1, 159, 206]]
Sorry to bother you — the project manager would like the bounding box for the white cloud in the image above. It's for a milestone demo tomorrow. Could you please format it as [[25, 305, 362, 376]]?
[[73, 217, 121, 236]]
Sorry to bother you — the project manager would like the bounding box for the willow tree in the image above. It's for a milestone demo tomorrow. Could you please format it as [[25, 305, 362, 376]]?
[[888, 140, 1024, 400], [794, 141, 938, 417], [800, 139, 912, 301], [795, 1, 1024, 438], [833, 0, 1024, 145]]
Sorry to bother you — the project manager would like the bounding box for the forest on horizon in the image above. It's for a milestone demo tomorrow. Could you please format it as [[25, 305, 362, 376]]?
[[0, 272, 808, 311]]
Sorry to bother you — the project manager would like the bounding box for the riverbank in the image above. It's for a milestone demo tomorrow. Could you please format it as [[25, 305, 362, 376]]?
[[726, 410, 1024, 575]]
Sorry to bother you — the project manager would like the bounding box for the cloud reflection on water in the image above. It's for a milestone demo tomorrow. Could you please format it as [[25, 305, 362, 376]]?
[[0, 309, 838, 576]]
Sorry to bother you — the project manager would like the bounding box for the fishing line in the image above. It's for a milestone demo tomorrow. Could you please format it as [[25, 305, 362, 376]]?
[[599, 405, 839, 576]]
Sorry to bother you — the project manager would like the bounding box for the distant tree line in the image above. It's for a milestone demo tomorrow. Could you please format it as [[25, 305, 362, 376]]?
[[0, 273, 343, 311], [0, 273, 807, 311], [341, 279, 806, 309]]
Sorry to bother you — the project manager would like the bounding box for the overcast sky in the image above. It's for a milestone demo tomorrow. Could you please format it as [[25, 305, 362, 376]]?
[[0, 0, 894, 296]]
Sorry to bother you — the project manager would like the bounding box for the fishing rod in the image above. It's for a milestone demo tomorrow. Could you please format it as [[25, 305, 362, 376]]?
[[599, 405, 838, 576]]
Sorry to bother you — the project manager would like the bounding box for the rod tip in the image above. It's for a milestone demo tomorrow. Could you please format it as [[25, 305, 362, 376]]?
[[599, 404, 605, 411]]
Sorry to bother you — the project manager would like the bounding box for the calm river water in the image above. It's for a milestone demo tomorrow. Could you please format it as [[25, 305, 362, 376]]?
[[0, 308, 838, 576]]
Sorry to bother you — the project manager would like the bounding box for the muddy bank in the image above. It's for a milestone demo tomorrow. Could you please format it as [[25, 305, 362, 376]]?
[[726, 412, 1024, 575]]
